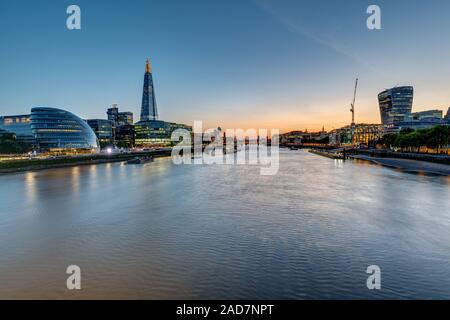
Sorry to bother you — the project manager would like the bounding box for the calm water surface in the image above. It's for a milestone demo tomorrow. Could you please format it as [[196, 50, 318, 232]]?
[[0, 150, 449, 299]]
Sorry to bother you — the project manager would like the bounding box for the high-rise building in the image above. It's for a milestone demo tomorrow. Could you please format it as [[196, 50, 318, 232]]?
[[107, 106, 133, 126], [140, 59, 158, 121], [445, 107, 450, 119], [107, 105, 119, 124], [378, 86, 414, 131], [105, 105, 134, 147], [134, 58, 191, 147]]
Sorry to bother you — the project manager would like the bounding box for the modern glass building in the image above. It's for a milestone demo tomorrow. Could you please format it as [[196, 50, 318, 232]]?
[[398, 109, 449, 130], [140, 59, 158, 121], [378, 86, 414, 131], [0, 114, 36, 145], [107, 106, 133, 126], [135, 120, 191, 147], [118, 112, 133, 126], [115, 124, 135, 148], [107, 106, 119, 124], [134, 58, 191, 147], [86, 119, 114, 147], [30, 107, 99, 152], [0, 128, 10, 138], [409, 109, 443, 120]]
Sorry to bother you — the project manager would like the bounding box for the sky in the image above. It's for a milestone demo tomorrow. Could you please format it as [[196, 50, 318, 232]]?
[[1, 0, 450, 132]]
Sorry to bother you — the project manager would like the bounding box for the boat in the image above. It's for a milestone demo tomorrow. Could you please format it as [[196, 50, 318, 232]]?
[[126, 156, 154, 164]]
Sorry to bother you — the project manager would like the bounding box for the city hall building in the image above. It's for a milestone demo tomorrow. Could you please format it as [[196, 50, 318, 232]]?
[[1, 107, 99, 154]]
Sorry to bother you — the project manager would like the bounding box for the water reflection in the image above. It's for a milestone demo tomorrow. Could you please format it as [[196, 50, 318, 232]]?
[[24, 172, 36, 205], [0, 151, 449, 299], [71, 167, 80, 194]]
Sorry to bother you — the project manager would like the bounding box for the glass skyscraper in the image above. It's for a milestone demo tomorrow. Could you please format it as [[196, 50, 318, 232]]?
[[134, 58, 192, 147], [378, 86, 414, 130], [140, 59, 158, 121]]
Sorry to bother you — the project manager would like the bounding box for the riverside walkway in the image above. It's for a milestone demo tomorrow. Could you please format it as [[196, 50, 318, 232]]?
[[349, 154, 450, 176]]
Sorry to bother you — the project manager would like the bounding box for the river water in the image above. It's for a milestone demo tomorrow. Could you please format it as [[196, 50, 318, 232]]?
[[0, 150, 449, 299]]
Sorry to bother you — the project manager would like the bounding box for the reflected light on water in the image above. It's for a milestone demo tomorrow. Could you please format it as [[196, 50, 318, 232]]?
[[333, 159, 343, 168], [104, 163, 113, 184], [70, 167, 80, 194], [24, 172, 36, 205]]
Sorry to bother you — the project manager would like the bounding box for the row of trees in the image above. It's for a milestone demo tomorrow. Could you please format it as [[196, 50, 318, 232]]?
[[379, 125, 450, 153], [0, 132, 32, 154]]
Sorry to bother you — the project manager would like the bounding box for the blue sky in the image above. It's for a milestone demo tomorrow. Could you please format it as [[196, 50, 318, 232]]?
[[1, 0, 450, 131]]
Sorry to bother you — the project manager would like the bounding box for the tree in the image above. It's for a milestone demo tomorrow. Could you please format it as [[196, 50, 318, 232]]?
[[379, 133, 397, 149], [0, 133, 32, 154], [399, 128, 414, 135], [425, 125, 450, 154], [410, 131, 425, 153], [382, 125, 449, 153]]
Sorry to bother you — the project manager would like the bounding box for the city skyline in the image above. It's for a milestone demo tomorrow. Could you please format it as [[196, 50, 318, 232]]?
[[1, 1, 450, 304], [1, 0, 450, 132]]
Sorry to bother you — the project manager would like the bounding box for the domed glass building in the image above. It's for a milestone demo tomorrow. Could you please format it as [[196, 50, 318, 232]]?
[[30, 107, 99, 152]]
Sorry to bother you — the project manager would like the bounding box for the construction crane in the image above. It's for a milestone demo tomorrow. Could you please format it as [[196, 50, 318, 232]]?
[[350, 78, 358, 126]]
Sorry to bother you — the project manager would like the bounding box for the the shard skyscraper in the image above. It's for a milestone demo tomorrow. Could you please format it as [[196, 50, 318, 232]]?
[[140, 59, 158, 121]]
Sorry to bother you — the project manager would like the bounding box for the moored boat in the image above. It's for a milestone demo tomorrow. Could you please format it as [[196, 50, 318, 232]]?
[[126, 156, 154, 164]]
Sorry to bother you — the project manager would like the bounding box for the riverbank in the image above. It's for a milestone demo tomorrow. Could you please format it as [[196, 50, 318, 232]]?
[[355, 149, 450, 165], [349, 154, 450, 176], [0, 150, 172, 174]]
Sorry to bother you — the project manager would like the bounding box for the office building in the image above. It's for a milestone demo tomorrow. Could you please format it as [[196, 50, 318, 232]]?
[[118, 112, 133, 126], [105, 105, 134, 147], [328, 124, 384, 147], [107, 106, 119, 124], [30, 107, 99, 153], [378, 86, 414, 132], [398, 109, 449, 130], [135, 120, 191, 147], [107, 106, 133, 126], [0, 128, 11, 138], [115, 124, 135, 148], [86, 119, 114, 147], [0, 114, 36, 145], [140, 59, 158, 121]]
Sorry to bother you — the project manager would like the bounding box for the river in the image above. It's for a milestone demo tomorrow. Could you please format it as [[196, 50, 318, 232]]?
[[0, 150, 449, 299]]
